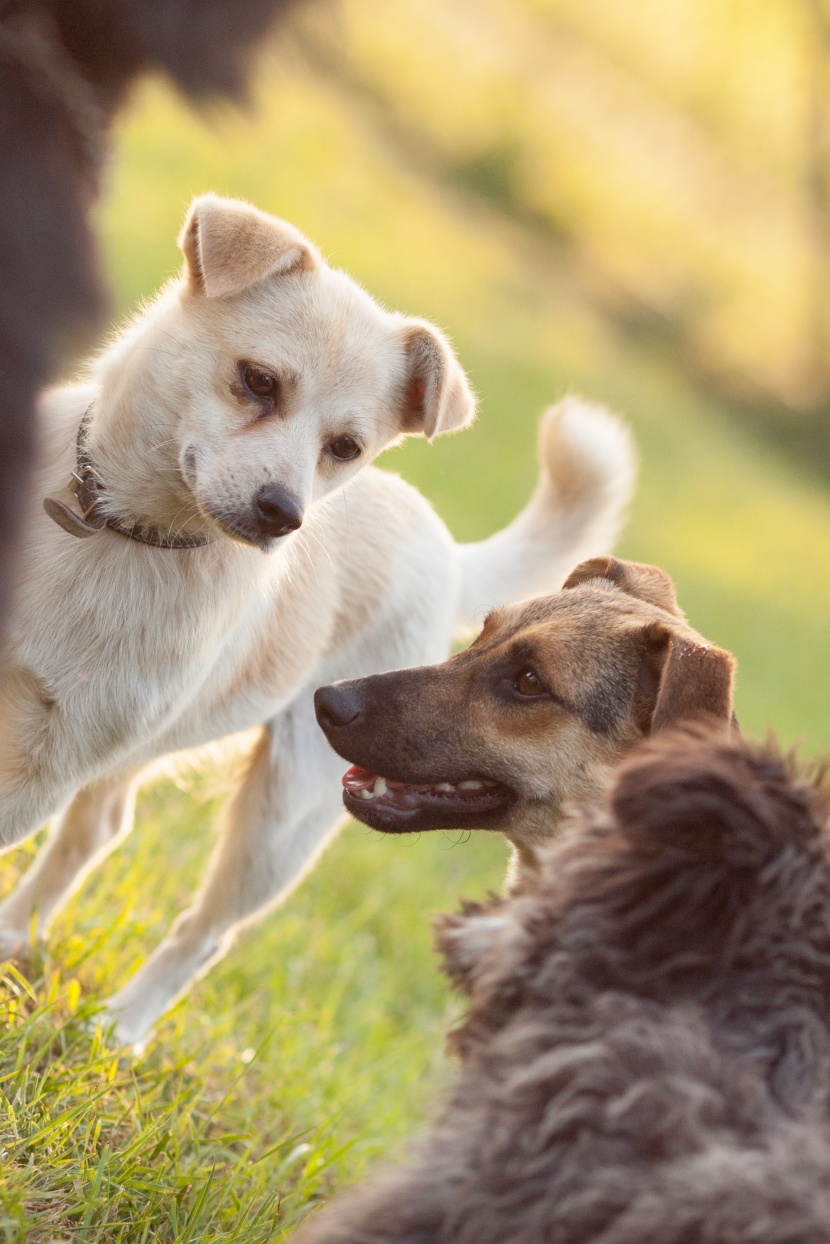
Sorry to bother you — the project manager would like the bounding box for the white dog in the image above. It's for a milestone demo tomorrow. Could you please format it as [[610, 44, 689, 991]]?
[[0, 195, 635, 1044]]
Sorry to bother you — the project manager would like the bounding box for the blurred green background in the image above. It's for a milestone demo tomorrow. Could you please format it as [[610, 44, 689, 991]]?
[[3, 2, 830, 1239]]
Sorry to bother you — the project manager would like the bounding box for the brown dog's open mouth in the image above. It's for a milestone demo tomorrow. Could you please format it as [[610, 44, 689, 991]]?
[[341, 765, 512, 833]]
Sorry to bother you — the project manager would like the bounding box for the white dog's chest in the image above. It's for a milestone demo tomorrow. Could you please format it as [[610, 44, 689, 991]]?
[[5, 525, 340, 784], [1, 452, 457, 841], [136, 582, 338, 759]]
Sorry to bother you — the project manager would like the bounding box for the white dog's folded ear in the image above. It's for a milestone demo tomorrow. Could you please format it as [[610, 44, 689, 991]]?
[[178, 195, 318, 298], [400, 320, 476, 439]]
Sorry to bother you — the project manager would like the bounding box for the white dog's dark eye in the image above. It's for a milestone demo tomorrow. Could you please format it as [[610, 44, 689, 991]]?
[[329, 435, 361, 461], [514, 668, 546, 697], [241, 362, 280, 401]]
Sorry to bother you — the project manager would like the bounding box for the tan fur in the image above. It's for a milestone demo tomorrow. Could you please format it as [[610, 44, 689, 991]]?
[[0, 197, 636, 1045], [179, 195, 318, 298]]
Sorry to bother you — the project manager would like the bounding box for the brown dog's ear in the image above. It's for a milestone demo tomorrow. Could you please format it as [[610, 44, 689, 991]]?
[[563, 556, 682, 617], [634, 622, 736, 734], [179, 195, 317, 298], [399, 319, 476, 439]]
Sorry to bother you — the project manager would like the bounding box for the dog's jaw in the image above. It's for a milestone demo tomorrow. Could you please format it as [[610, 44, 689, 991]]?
[[340, 764, 514, 832]]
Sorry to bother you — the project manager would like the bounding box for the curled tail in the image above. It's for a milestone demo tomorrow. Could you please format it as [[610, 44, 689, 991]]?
[[456, 396, 637, 630]]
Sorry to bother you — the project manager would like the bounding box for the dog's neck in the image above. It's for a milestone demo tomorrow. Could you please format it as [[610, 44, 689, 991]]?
[[505, 834, 554, 892], [505, 788, 591, 890], [85, 379, 209, 541]]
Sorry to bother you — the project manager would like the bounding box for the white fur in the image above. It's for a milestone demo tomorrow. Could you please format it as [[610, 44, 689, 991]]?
[[457, 397, 637, 627], [0, 197, 636, 1045]]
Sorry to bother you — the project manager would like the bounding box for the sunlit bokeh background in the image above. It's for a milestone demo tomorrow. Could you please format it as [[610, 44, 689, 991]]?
[[100, 0, 830, 747], [3, 2, 830, 1238]]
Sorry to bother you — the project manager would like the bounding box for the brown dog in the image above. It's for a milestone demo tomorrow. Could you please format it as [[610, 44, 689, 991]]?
[[294, 728, 830, 1244], [314, 556, 737, 867]]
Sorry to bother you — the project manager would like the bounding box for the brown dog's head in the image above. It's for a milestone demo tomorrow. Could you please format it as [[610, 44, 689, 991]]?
[[314, 557, 737, 846]]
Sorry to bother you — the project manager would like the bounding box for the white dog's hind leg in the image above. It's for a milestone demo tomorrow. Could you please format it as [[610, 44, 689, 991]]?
[[100, 709, 348, 1047], [0, 771, 139, 959]]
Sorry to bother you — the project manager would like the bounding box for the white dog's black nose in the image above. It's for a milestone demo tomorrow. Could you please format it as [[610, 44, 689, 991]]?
[[314, 684, 363, 733], [254, 485, 303, 538]]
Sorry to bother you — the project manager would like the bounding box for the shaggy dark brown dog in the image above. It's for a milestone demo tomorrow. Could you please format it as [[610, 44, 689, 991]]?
[[0, 0, 302, 629], [295, 728, 830, 1243]]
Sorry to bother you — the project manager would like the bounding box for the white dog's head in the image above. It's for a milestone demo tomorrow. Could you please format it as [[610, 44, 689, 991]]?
[[92, 194, 475, 549]]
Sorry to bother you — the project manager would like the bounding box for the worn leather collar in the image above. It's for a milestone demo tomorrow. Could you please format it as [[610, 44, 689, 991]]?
[[43, 407, 212, 550]]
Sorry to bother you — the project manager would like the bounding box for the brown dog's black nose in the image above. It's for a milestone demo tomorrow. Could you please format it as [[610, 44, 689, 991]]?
[[315, 684, 363, 733], [253, 485, 303, 539]]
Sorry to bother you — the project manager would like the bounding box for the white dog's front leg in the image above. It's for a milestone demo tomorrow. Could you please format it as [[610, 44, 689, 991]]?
[[100, 705, 347, 1046], [102, 512, 460, 1047], [0, 771, 139, 960]]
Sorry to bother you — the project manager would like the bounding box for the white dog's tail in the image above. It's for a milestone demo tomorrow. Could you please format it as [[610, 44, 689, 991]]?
[[456, 397, 637, 630]]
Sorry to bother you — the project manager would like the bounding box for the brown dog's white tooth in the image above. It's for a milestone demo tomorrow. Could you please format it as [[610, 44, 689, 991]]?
[[373, 777, 388, 796], [360, 789, 374, 801], [437, 783, 454, 792]]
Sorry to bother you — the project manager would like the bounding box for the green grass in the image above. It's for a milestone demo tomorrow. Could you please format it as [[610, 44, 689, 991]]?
[[0, 781, 506, 1241], [2, 39, 830, 1242]]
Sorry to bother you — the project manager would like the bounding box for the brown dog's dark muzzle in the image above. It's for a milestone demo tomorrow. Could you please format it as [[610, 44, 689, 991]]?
[[314, 672, 513, 834]]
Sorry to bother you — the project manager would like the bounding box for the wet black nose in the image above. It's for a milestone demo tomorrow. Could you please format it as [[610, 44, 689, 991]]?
[[315, 684, 363, 734], [253, 485, 303, 538]]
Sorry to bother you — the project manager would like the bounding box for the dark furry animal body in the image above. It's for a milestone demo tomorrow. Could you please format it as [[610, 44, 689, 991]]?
[[0, 0, 300, 629], [295, 729, 830, 1243]]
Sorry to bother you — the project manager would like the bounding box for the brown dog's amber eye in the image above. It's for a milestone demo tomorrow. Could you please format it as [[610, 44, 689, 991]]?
[[329, 435, 361, 461], [515, 668, 546, 697], [241, 363, 280, 401]]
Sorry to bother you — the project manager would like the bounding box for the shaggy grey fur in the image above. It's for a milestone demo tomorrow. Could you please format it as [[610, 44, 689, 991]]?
[[296, 728, 830, 1243]]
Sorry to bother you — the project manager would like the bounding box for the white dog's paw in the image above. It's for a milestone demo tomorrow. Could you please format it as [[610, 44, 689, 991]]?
[[98, 995, 154, 1053], [0, 922, 28, 963]]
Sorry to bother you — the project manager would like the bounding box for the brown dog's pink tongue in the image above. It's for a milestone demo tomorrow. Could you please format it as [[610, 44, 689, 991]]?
[[343, 765, 377, 792]]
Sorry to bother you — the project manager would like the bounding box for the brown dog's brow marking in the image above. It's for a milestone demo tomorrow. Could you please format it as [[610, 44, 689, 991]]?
[[466, 609, 505, 651], [465, 622, 628, 739]]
